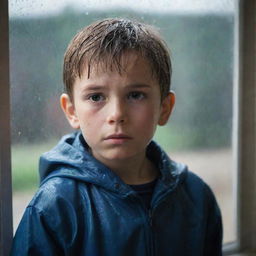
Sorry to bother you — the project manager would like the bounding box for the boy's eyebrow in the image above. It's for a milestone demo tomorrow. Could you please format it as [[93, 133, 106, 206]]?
[[126, 83, 152, 89], [81, 85, 106, 92], [82, 83, 152, 91]]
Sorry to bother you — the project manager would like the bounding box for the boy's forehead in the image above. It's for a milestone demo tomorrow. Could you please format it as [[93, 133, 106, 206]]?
[[80, 51, 154, 79]]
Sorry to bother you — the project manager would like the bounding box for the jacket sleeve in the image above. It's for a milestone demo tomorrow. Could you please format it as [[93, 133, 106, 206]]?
[[11, 206, 62, 256], [203, 185, 223, 256]]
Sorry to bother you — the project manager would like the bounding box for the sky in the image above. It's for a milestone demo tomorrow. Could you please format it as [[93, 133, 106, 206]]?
[[9, 0, 236, 17]]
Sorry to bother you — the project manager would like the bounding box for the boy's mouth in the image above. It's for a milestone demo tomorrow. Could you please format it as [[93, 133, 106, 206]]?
[[104, 134, 132, 143]]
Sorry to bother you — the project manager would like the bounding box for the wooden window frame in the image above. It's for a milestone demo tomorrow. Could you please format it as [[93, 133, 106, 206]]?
[[223, 0, 256, 255], [0, 0, 13, 255]]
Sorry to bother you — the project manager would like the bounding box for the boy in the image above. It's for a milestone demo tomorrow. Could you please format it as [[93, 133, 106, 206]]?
[[11, 18, 222, 255]]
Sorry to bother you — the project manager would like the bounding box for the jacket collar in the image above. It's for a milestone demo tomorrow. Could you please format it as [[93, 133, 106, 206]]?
[[39, 132, 187, 199]]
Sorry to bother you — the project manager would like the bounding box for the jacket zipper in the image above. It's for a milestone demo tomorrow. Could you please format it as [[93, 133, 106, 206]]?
[[128, 194, 155, 256], [128, 187, 174, 256], [148, 208, 155, 256], [128, 186, 175, 256], [148, 192, 173, 256]]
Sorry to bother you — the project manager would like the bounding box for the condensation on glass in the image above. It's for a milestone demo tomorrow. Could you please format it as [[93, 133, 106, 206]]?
[[9, 0, 237, 243]]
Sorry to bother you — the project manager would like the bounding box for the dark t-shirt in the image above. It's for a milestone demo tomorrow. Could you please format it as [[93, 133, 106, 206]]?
[[130, 179, 157, 209]]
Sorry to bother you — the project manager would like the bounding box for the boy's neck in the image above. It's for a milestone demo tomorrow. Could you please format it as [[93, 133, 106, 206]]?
[[93, 151, 159, 185], [116, 157, 158, 185]]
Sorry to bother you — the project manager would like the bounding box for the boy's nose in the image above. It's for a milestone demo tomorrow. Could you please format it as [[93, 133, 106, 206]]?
[[107, 98, 126, 124]]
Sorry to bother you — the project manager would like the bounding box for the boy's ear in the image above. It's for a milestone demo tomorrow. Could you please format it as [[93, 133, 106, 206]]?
[[60, 93, 80, 129], [158, 91, 175, 126]]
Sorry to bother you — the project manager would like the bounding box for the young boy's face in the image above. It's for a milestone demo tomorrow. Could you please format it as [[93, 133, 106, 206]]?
[[61, 52, 175, 166]]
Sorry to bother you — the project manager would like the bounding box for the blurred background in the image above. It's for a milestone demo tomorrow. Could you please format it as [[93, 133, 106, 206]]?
[[9, 0, 236, 243]]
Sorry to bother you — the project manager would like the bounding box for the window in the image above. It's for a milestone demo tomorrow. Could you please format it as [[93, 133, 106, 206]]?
[[1, 0, 255, 255], [9, 0, 237, 245]]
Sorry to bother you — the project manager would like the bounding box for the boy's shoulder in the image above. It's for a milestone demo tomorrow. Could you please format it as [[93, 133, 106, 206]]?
[[183, 169, 208, 191], [28, 176, 81, 215], [179, 169, 219, 212]]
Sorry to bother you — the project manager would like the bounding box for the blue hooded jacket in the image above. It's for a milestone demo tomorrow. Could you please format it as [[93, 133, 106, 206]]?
[[11, 132, 222, 256]]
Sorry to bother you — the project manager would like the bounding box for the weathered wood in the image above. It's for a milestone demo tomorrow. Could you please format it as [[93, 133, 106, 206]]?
[[0, 0, 13, 255]]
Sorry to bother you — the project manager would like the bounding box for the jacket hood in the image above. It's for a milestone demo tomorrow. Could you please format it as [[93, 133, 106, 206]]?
[[39, 132, 188, 197]]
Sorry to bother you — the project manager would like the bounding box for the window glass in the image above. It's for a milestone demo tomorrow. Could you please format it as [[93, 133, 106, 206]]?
[[10, 0, 236, 243]]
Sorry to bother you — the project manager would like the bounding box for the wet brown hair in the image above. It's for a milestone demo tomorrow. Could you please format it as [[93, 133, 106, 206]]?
[[63, 18, 172, 101]]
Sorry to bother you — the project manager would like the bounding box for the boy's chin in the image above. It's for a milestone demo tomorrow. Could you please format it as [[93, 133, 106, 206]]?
[[92, 149, 145, 163]]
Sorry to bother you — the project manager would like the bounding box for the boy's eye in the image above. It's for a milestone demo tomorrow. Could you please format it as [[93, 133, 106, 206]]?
[[89, 94, 105, 102], [128, 92, 146, 100]]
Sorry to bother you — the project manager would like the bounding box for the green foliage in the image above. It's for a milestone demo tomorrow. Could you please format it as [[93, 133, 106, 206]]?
[[154, 123, 229, 153], [12, 142, 56, 192]]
